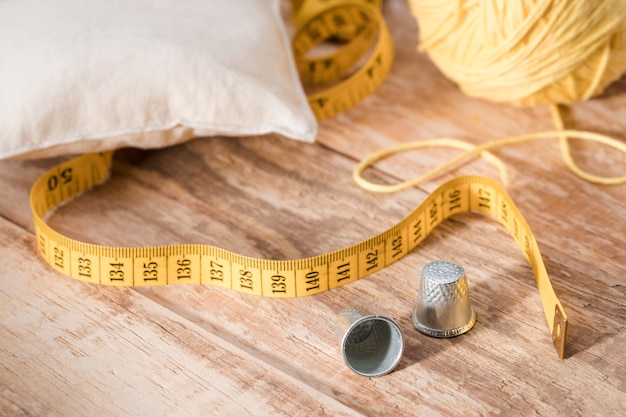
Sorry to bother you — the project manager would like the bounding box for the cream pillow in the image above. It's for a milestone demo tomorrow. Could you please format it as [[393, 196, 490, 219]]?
[[0, 0, 317, 159]]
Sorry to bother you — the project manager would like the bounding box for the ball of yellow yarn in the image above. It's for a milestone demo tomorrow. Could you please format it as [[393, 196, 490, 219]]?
[[408, 0, 626, 106]]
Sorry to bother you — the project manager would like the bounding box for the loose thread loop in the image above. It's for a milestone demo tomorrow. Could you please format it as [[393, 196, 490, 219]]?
[[550, 104, 626, 185], [353, 108, 626, 193]]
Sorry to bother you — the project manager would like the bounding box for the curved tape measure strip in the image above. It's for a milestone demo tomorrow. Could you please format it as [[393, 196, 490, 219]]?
[[30, 151, 567, 358]]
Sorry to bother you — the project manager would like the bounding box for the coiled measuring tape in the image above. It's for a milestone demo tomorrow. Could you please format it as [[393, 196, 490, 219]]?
[[291, 0, 393, 119], [28, 0, 567, 359]]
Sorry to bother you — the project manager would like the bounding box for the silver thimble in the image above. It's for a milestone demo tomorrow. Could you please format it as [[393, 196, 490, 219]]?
[[412, 260, 476, 337], [335, 307, 404, 377]]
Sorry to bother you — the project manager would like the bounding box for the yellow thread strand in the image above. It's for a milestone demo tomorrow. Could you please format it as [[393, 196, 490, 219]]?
[[549, 104, 626, 185], [353, 139, 510, 193], [353, 124, 626, 193]]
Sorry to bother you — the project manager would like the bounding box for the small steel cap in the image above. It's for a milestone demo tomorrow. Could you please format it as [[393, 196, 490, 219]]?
[[335, 307, 404, 377], [412, 260, 476, 338]]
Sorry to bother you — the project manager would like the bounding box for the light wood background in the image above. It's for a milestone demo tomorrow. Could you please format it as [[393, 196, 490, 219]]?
[[1, 1, 625, 415]]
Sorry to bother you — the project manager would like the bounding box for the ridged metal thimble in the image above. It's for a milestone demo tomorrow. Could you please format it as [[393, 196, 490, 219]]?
[[412, 260, 476, 338], [335, 307, 404, 377]]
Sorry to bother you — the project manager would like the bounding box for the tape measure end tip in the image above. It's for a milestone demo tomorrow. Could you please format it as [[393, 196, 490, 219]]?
[[552, 304, 567, 360]]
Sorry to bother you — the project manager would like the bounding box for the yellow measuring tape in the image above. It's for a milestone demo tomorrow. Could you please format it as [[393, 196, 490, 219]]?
[[28, 0, 568, 359], [30, 152, 567, 358]]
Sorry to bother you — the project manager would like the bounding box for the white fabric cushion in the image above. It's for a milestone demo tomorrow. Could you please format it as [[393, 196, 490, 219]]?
[[0, 0, 317, 159]]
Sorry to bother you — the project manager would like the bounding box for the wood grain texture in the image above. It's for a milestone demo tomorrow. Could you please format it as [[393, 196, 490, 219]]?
[[1, 0, 625, 415]]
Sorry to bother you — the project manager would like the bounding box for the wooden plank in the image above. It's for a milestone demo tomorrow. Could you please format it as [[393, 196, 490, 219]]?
[[0, 0, 624, 415], [2, 132, 620, 415], [1, 102, 625, 416]]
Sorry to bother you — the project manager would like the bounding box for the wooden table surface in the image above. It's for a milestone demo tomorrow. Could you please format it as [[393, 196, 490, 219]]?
[[1, 1, 625, 415]]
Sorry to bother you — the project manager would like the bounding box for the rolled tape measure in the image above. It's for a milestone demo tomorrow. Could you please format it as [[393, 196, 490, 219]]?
[[28, 0, 567, 358], [291, 0, 394, 119]]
